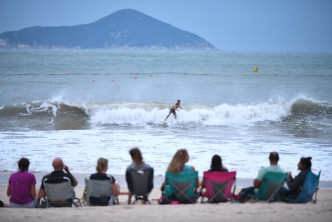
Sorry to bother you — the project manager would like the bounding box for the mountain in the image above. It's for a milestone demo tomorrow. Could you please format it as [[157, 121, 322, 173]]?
[[0, 9, 217, 50]]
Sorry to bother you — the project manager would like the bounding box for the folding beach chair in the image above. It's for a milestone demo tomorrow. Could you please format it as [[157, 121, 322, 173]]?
[[126, 167, 154, 204], [254, 171, 288, 202], [43, 177, 81, 207], [85, 177, 115, 206], [164, 171, 199, 203], [288, 170, 321, 203], [201, 171, 236, 203]]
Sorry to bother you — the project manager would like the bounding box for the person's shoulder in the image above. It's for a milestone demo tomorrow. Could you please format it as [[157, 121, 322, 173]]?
[[25, 171, 36, 177], [42, 172, 53, 179], [108, 175, 116, 182], [182, 165, 195, 171], [127, 162, 136, 170], [8, 172, 17, 181], [89, 173, 98, 179], [299, 168, 310, 177], [9, 171, 18, 177], [274, 165, 286, 173], [142, 162, 152, 169]]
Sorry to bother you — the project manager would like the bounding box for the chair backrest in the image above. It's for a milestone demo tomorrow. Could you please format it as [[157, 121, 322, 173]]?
[[85, 178, 113, 198], [202, 171, 236, 202], [128, 168, 154, 196], [294, 170, 321, 203], [165, 171, 199, 203], [255, 171, 287, 201], [44, 178, 73, 201]]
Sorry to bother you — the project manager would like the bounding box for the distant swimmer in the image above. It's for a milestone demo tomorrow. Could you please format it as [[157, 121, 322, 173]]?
[[164, 99, 182, 121]]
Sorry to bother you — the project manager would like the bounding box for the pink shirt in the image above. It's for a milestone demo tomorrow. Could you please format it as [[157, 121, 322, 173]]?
[[9, 171, 36, 205]]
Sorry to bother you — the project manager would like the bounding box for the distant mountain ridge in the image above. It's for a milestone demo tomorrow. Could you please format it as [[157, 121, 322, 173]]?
[[0, 9, 217, 50]]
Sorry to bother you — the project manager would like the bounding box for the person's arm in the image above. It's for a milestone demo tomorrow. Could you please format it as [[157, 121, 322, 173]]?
[[112, 182, 120, 197], [64, 165, 78, 187], [6, 184, 11, 197], [30, 184, 36, 198], [37, 189, 45, 204], [254, 167, 265, 187], [287, 170, 307, 192], [254, 179, 262, 187]]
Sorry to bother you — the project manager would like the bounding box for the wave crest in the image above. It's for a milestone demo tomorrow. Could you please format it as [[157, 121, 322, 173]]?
[[0, 98, 330, 130]]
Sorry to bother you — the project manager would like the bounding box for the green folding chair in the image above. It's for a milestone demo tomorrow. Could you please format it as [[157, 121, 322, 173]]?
[[254, 171, 288, 202], [164, 171, 199, 203]]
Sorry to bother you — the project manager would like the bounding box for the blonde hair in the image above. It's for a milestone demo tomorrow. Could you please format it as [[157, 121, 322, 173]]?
[[96, 158, 108, 173], [167, 149, 188, 173]]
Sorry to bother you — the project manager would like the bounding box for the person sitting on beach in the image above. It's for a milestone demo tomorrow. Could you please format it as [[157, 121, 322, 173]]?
[[161, 149, 195, 191], [208, 154, 228, 172], [7, 158, 37, 208], [238, 152, 285, 202], [37, 157, 78, 206], [278, 157, 313, 201], [164, 99, 182, 121], [126, 148, 151, 204], [88, 157, 120, 205]]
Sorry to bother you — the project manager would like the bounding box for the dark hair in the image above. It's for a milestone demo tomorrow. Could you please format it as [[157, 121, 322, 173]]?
[[300, 157, 312, 169], [18, 158, 30, 171], [269, 152, 279, 162], [130, 148, 143, 164], [210, 155, 222, 171]]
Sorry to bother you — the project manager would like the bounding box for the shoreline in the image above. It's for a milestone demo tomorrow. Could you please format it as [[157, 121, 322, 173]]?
[[1, 172, 332, 189], [1, 185, 332, 222]]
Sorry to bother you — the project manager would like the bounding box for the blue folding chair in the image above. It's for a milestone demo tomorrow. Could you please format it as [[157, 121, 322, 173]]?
[[289, 170, 321, 203]]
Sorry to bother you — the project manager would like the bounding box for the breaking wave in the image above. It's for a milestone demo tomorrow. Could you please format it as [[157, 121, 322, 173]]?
[[0, 97, 331, 131]]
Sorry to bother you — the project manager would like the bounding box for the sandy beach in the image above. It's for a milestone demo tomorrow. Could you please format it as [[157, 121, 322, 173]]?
[[1, 185, 332, 222]]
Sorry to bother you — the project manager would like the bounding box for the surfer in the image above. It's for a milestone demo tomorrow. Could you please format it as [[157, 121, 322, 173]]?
[[164, 100, 182, 121]]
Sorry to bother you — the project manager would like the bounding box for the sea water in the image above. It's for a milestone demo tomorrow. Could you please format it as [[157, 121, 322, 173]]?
[[0, 49, 331, 182]]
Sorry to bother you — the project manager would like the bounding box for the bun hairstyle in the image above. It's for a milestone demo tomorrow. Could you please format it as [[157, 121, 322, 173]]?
[[300, 157, 312, 169]]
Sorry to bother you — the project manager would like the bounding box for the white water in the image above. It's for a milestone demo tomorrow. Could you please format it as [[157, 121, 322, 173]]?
[[1, 50, 332, 182]]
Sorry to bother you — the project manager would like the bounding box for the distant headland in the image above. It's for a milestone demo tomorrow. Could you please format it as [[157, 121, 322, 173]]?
[[0, 9, 217, 50]]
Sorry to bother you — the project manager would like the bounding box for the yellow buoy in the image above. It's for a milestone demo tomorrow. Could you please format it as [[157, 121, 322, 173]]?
[[254, 66, 258, 72]]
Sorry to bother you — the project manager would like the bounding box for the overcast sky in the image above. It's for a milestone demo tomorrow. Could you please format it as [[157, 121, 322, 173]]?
[[0, 0, 331, 52]]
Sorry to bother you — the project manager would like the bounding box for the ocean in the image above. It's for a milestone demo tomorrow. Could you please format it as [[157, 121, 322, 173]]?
[[0, 49, 331, 183]]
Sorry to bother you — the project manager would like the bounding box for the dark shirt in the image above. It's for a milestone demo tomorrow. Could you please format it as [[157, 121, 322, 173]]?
[[40, 171, 76, 190], [90, 173, 115, 184], [287, 168, 310, 193]]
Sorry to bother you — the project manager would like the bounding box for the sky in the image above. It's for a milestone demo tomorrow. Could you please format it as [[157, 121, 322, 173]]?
[[0, 0, 331, 52]]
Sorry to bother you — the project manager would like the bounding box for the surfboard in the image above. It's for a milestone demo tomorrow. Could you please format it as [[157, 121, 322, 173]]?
[[160, 120, 169, 124]]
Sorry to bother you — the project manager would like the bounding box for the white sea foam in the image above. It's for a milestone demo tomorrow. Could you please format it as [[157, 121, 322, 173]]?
[[87, 101, 292, 127]]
